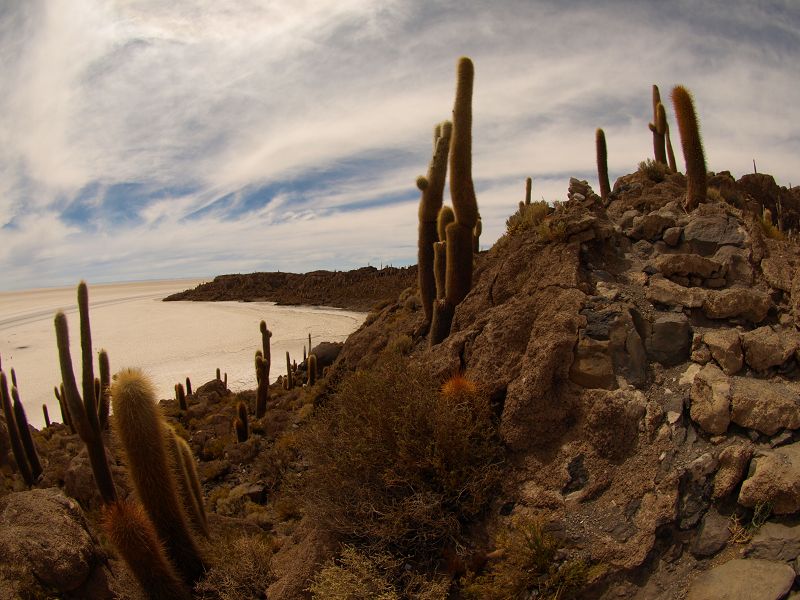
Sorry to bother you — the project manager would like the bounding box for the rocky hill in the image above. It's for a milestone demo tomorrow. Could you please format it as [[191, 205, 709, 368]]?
[[163, 265, 417, 312], [2, 167, 800, 599]]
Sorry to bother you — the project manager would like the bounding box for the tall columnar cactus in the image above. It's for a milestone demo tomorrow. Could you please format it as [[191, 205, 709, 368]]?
[[308, 333, 312, 357], [434, 206, 455, 301], [54, 385, 74, 433], [307, 354, 318, 386], [175, 435, 208, 537], [215, 368, 221, 381], [103, 499, 191, 600], [110, 368, 206, 584], [285, 351, 293, 389], [234, 401, 249, 442], [12, 386, 42, 481], [255, 354, 269, 418], [665, 122, 678, 172], [432, 56, 479, 345], [54, 283, 117, 504], [525, 177, 532, 205], [596, 128, 610, 201], [185, 377, 192, 397], [166, 429, 209, 538], [260, 321, 272, 382], [98, 350, 110, 430], [417, 121, 453, 324], [671, 85, 707, 211], [42, 404, 50, 428], [1, 372, 33, 486], [649, 85, 667, 164], [175, 383, 187, 411]]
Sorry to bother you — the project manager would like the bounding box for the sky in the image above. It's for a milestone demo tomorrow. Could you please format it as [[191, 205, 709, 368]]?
[[1, 0, 799, 291]]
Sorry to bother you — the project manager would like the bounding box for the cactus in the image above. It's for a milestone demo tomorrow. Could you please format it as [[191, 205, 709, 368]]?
[[473, 218, 482, 253], [54, 385, 74, 433], [111, 369, 206, 584], [12, 386, 42, 481], [430, 299, 455, 346], [215, 368, 221, 381], [671, 85, 707, 211], [223, 372, 227, 388], [596, 128, 610, 201], [255, 354, 269, 419], [285, 351, 293, 389], [42, 404, 50, 428], [665, 127, 677, 172], [308, 332, 312, 356], [98, 350, 110, 430], [175, 383, 187, 411], [103, 499, 191, 600], [54, 283, 117, 504], [307, 354, 318, 386], [417, 121, 453, 324], [185, 377, 192, 397], [525, 177, 532, 205], [235, 401, 249, 442], [649, 85, 667, 164], [175, 435, 208, 537], [166, 429, 209, 538], [433, 241, 447, 301], [303, 346, 307, 363], [1, 372, 33, 486], [259, 321, 272, 383]]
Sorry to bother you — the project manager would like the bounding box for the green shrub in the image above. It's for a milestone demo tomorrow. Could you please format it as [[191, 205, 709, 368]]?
[[637, 158, 670, 183], [506, 200, 550, 235], [299, 358, 503, 565], [461, 514, 588, 600]]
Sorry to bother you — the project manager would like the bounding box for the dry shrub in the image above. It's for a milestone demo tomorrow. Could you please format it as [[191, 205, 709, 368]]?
[[761, 215, 785, 240], [638, 159, 670, 183], [535, 218, 567, 243], [461, 514, 588, 600], [506, 200, 550, 235], [300, 359, 503, 564], [195, 534, 273, 600], [308, 546, 450, 600]]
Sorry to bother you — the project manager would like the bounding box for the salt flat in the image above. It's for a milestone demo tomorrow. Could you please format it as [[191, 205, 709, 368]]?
[[0, 280, 366, 428]]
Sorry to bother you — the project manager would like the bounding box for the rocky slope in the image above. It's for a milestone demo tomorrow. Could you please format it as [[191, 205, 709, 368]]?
[[2, 168, 800, 599], [164, 265, 416, 311]]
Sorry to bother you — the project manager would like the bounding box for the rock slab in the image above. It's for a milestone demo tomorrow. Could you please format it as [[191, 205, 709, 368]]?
[[686, 559, 795, 600]]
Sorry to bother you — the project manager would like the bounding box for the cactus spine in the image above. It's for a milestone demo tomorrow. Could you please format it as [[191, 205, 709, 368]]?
[[103, 500, 191, 600], [417, 121, 453, 324], [54, 283, 117, 504], [596, 128, 610, 201], [649, 85, 667, 165], [1, 372, 33, 485], [307, 354, 318, 386], [42, 404, 50, 428], [433, 57, 478, 345], [12, 386, 42, 481], [671, 85, 707, 211], [111, 368, 206, 584]]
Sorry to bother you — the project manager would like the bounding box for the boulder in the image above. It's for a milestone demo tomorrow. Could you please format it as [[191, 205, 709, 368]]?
[[0, 488, 103, 594], [739, 444, 800, 514], [569, 337, 616, 390], [714, 245, 754, 286], [713, 442, 754, 499], [703, 329, 743, 375], [647, 275, 708, 308], [745, 522, 800, 561], [683, 215, 747, 256], [730, 377, 800, 435], [686, 559, 794, 600], [652, 254, 724, 279], [630, 213, 675, 241], [662, 226, 682, 247], [690, 507, 730, 558], [646, 313, 691, 366], [741, 326, 800, 372], [702, 288, 771, 323], [689, 364, 731, 435]]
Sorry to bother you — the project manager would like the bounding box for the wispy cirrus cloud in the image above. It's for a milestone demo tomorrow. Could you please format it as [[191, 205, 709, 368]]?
[[1, 0, 799, 290]]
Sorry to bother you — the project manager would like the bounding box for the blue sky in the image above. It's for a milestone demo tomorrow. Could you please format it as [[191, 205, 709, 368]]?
[[1, 0, 799, 291]]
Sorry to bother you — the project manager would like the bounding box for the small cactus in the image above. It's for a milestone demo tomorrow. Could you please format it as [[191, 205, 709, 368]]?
[[42, 404, 51, 428], [671, 85, 707, 211], [234, 402, 249, 442], [596, 128, 610, 201], [175, 383, 187, 411], [473, 218, 482, 254], [111, 368, 206, 584], [54, 384, 74, 433], [307, 354, 318, 386], [1, 372, 33, 486], [259, 321, 272, 383], [185, 377, 192, 397], [525, 177, 532, 205], [285, 351, 293, 389], [215, 368, 221, 381]]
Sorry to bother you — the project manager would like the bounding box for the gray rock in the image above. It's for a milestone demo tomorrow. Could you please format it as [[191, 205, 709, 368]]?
[[683, 215, 747, 256], [762, 256, 794, 292], [704, 329, 743, 375], [730, 377, 800, 435], [0, 488, 103, 594], [740, 444, 800, 514], [703, 288, 772, 323], [690, 363, 731, 435], [745, 522, 800, 561], [686, 559, 795, 600], [608, 308, 648, 388], [646, 313, 691, 366], [741, 326, 800, 372], [691, 507, 730, 557]]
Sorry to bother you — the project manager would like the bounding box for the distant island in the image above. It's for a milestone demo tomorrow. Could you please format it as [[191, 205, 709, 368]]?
[[163, 265, 417, 312]]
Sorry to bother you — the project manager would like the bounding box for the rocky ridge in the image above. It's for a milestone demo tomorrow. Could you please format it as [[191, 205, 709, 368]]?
[[2, 168, 800, 598]]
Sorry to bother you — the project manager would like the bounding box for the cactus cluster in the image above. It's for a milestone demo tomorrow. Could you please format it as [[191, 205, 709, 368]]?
[[1, 369, 37, 485]]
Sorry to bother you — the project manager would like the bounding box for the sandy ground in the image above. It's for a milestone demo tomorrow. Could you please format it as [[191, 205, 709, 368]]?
[[0, 280, 365, 428]]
